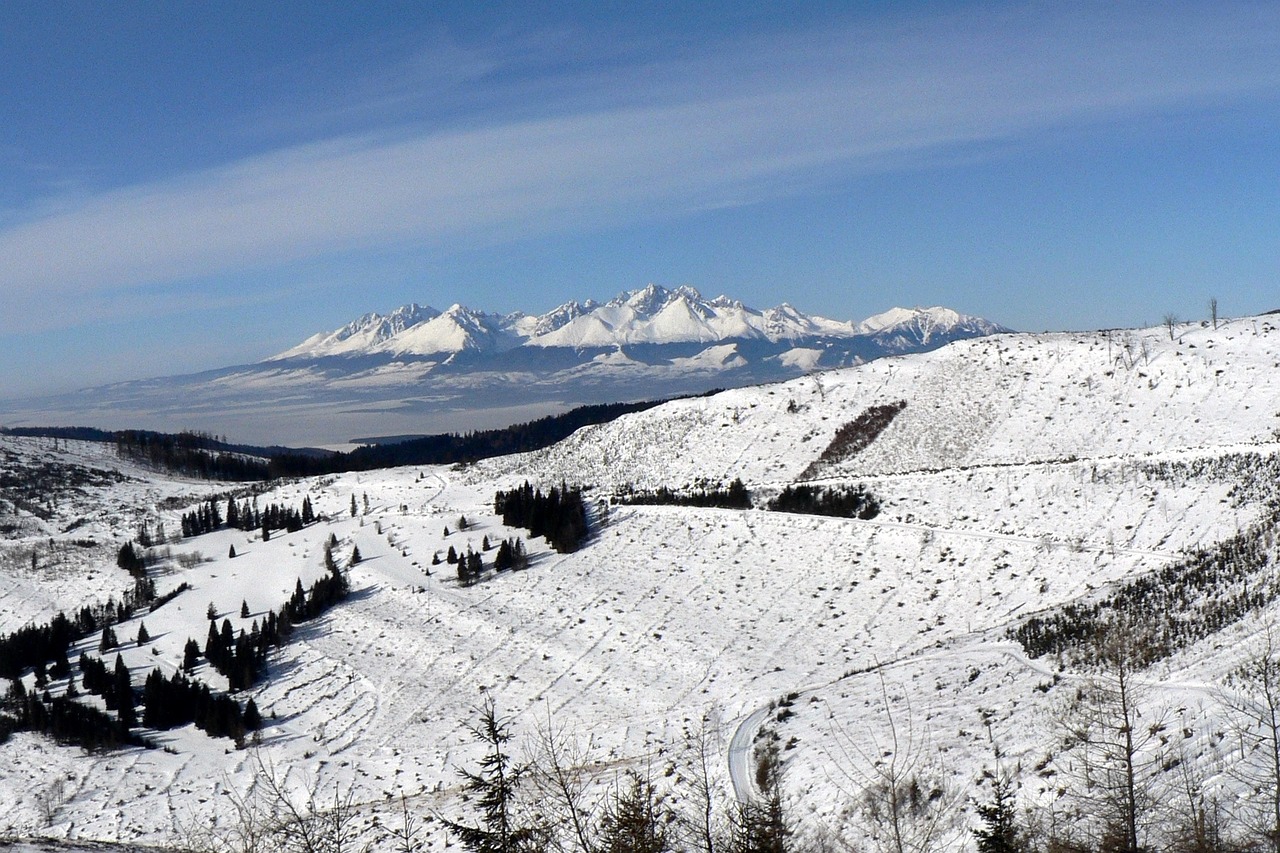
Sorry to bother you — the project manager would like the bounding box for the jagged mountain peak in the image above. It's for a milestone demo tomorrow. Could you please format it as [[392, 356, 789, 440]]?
[[856, 305, 1009, 347], [268, 290, 1008, 361]]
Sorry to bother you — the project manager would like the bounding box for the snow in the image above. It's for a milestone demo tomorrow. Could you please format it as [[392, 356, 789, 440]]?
[[2, 314, 1278, 849], [266, 288, 1005, 358]]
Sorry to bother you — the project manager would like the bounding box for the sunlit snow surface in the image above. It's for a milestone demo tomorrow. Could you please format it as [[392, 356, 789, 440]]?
[[0, 316, 1278, 848]]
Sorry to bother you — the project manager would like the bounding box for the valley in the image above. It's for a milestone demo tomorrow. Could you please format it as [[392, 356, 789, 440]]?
[[0, 315, 1278, 850]]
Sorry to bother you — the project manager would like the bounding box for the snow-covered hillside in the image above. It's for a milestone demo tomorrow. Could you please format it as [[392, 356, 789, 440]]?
[[1, 313, 1279, 850]]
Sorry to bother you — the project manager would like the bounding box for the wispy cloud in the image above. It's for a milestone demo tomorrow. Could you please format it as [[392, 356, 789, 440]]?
[[1, 3, 1276, 331]]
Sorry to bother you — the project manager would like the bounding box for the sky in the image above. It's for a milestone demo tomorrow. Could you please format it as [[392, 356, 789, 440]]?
[[0, 1, 1278, 397]]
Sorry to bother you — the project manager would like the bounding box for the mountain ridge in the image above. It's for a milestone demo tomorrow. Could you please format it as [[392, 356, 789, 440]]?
[[270, 285, 1008, 360]]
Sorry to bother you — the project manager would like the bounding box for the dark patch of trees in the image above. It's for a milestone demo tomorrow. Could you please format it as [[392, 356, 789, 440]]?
[[114, 430, 276, 481], [0, 579, 155, 680], [799, 400, 907, 479], [614, 478, 751, 509], [1012, 514, 1278, 666], [5, 684, 145, 751], [492, 538, 529, 572], [116, 542, 146, 577], [142, 668, 259, 740], [181, 496, 312, 539], [766, 484, 881, 520], [495, 481, 589, 553]]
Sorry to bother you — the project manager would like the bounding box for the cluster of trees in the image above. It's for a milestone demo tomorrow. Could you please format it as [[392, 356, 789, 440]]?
[[116, 541, 147, 577], [204, 616, 273, 692], [446, 537, 530, 586], [1011, 516, 1277, 666], [78, 653, 136, 727], [495, 481, 590, 553], [3, 681, 142, 751], [114, 429, 274, 481], [142, 668, 260, 740], [614, 478, 751, 510], [0, 581, 154, 680], [798, 400, 907, 479], [181, 495, 316, 539], [766, 484, 881, 520], [0, 542, 352, 752], [492, 537, 529, 572]]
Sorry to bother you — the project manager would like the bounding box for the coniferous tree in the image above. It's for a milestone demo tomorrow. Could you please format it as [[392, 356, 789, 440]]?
[[183, 638, 201, 673], [136, 622, 150, 646], [243, 698, 262, 731], [973, 775, 1023, 853], [441, 699, 533, 853], [113, 655, 136, 728], [241, 600, 250, 618], [598, 772, 672, 853]]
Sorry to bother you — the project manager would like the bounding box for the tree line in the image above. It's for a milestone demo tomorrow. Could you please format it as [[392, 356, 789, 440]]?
[[4, 399, 674, 482], [614, 478, 752, 510], [180, 495, 317, 539]]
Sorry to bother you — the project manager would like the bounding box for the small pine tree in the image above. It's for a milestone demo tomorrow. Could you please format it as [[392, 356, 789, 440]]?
[[99, 625, 118, 652], [207, 602, 218, 620], [240, 600, 250, 618], [183, 638, 201, 672], [351, 495, 358, 517], [244, 698, 262, 731], [350, 545, 362, 565], [973, 774, 1022, 853], [228, 544, 237, 559], [598, 772, 672, 853], [136, 622, 150, 645], [440, 699, 533, 853], [458, 515, 469, 531]]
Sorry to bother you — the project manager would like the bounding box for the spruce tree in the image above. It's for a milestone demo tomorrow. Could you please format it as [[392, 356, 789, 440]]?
[[598, 772, 672, 853], [440, 699, 533, 853], [973, 775, 1023, 853], [183, 638, 200, 672], [136, 622, 150, 645], [240, 600, 250, 618]]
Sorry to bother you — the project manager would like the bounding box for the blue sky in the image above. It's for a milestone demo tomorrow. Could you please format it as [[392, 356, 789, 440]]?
[[1, 1, 1278, 396]]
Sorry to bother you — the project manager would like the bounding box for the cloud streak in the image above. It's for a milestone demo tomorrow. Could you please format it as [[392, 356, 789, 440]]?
[[1, 3, 1277, 327]]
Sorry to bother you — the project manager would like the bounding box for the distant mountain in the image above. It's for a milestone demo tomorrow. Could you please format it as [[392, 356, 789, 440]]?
[[0, 286, 1010, 447], [270, 285, 1004, 360]]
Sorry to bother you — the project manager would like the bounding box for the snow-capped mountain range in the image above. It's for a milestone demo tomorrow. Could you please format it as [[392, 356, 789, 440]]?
[[0, 286, 1008, 447], [271, 285, 1004, 360]]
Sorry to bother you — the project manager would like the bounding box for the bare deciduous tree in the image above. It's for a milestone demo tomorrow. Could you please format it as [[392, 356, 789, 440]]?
[[1056, 617, 1169, 853], [1226, 626, 1280, 852]]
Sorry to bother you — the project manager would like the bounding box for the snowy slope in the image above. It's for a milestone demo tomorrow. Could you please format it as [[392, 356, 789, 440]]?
[[1, 314, 1278, 850]]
